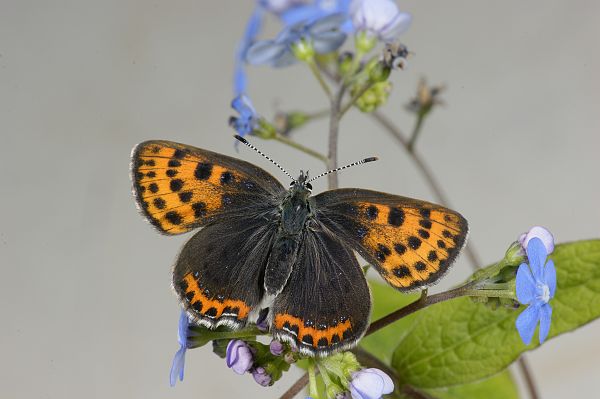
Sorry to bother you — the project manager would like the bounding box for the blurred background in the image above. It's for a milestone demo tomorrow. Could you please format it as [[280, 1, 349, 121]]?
[[1, 1, 599, 398]]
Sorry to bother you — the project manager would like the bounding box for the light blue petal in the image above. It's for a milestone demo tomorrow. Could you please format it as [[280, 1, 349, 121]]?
[[526, 237, 547, 282], [272, 51, 298, 68], [246, 41, 288, 65], [544, 259, 557, 298], [280, 5, 324, 26], [516, 303, 541, 345], [312, 31, 347, 53], [169, 346, 186, 387], [538, 304, 553, 343], [177, 311, 189, 346], [516, 263, 536, 305], [233, 64, 247, 96]]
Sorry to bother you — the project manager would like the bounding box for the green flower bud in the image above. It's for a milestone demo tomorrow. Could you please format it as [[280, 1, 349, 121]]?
[[368, 61, 391, 83], [252, 118, 277, 140], [352, 81, 392, 113]]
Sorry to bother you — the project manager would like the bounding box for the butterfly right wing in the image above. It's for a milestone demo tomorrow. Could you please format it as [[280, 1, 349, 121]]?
[[173, 214, 279, 329], [131, 140, 285, 235]]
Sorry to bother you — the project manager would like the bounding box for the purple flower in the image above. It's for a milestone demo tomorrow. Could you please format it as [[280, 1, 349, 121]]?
[[515, 237, 557, 345], [229, 94, 259, 137], [226, 340, 254, 374], [269, 339, 284, 356], [349, 368, 394, 399], [246, 13, 348, 67], [519, 226, 554, 256], [349, 0, 411, 42], [170, 311, 192, 386], [252, 366, 272, 386]]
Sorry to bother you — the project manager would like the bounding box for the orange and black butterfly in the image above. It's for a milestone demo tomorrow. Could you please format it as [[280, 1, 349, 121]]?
[[130, 137, 468, 356]]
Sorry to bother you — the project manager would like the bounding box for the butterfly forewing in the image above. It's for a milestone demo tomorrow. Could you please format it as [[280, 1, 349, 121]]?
[[314, 189, 468, 291], [131, 140, 285, 234], [271, 225, 371, 356]]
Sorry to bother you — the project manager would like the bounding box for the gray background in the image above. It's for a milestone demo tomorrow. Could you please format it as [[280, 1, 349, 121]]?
[[1, 1, 599, 398]]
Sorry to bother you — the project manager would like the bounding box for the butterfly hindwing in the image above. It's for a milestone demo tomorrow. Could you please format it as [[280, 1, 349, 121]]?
[[271, 224, 371, 356], [314, 188, 468, 291], [173, 215, 279, 329], [131, 140, 285, 235]]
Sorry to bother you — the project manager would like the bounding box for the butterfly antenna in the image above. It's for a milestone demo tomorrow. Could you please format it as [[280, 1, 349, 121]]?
[[234, 135, 294, 180], [307, 157, 378, 183]]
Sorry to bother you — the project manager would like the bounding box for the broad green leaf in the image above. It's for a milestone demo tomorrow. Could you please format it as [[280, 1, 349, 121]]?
[[360, 279, 419, 364], [391, 240, 600, 388], [424, 370, 519, 399]]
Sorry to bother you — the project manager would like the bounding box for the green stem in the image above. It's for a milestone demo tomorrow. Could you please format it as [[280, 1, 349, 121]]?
[[274, 134, 328, 163], [309, 61, 333, 100]]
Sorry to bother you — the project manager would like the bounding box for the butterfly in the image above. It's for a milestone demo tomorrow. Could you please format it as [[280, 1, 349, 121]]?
[[130, 137, 468, 356]]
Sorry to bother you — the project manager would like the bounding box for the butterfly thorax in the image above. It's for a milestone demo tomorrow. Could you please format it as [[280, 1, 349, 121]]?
[[280, 173, 313, 236], [264, 172, 313, 296]]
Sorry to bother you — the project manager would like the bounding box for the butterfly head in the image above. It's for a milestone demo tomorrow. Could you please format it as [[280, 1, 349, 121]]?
[[289, 170, 313, 197]]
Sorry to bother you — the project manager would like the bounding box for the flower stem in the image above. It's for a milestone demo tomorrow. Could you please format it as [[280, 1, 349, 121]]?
[[274, 134, 328, 163], [309, 61, 333, 101]]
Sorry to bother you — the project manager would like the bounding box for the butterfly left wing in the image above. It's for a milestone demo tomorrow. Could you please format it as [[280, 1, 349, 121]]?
[[313, 188, 468, 291], [131, 140, 285, 235], [271, 223, 371, 356]]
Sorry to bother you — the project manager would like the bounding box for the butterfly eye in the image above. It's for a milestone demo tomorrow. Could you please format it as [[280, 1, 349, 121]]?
[[306, 183, 313, 191], [289, 181, 295, 188]]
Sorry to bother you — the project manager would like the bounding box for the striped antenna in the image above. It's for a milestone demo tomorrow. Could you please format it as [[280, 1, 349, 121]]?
[[307, 157, 378, 183], [234, 135, 294, 181]]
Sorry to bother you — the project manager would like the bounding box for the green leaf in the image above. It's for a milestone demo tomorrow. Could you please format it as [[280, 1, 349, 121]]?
[[359, 279, 419, 364], [424, 370, 519, 399], [391, 239, 600, 388]]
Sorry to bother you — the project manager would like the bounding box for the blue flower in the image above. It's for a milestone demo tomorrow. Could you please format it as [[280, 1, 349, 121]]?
[[234, 6, 264, 95], [226, 339, 254, 374], [170, 311, 192, 386], [515, 237, 557, 345], [229, 94, 259, 136], [349, 0, 411, 42], [246, 13, 348, 67], [349, 368, 394, 399]]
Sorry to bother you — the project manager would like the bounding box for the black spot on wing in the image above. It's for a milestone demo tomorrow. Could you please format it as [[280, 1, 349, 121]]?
[[388, 207, 405, 227], [195, 163, 212, 180]]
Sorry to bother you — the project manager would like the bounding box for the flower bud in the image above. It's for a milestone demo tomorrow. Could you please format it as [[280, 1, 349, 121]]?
[[252, 367, 272, 387], [349, 368, 394, 399], [269, 340, 284, 356], [291, 38, 315, 62], [225, 340, 254, 375]]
